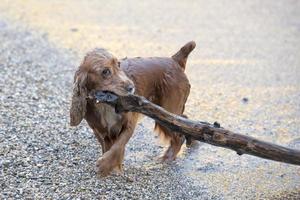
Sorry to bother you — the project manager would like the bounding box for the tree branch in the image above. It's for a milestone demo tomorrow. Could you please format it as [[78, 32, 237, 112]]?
[[90, 91, 300, 166]]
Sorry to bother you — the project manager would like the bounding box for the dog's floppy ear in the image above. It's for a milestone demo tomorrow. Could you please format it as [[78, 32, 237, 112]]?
[[70, 71, 87, 126]]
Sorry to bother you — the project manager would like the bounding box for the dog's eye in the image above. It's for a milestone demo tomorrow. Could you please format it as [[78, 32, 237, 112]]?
[[102, 68, 111, 77]]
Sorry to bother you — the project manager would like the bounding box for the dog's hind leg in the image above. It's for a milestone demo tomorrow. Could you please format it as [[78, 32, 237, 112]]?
[[155, 91, 189, 161], [155, 123, 185, 161]]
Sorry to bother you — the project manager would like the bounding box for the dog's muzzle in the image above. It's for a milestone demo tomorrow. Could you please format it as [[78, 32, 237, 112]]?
[[126, 84, 135, 94]]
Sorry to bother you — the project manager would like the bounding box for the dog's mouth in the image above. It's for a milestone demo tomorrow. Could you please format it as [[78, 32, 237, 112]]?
[[88, 85, 134, 98], [115, 85, 135, 96], [114, 87, 135, 96], [88, 90, 128, 114], [87, 89, 133, 102], [125, 85, 135, 95], [91, 90, 118, 103]]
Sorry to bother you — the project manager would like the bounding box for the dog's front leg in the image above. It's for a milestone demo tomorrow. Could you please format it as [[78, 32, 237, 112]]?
[[96, 114, 138, 177]]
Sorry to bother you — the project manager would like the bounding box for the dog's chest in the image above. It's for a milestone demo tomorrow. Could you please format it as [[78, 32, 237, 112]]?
[[96, 104, 123, 135]]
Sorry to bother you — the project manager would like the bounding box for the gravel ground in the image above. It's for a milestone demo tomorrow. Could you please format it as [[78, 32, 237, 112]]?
[[1, 0, 300, 199]]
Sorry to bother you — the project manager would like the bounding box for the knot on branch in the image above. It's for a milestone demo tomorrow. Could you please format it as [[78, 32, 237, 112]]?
[[202, 126, 214, 140], [236, 150, 244, 156], [213, 121, 221, 128]]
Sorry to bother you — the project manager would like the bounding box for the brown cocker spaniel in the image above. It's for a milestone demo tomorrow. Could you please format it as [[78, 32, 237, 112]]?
[[70, 41, 195, 177]]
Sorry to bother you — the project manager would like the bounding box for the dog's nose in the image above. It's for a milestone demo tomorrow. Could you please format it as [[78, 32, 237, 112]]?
[[126, 84, 135, 94]]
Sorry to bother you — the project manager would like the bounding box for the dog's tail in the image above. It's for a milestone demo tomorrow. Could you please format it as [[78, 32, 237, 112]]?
[[172, 41, 196, 70]]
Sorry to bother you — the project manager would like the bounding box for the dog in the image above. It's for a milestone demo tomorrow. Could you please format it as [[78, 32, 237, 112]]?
[[70, 41, 195, 177]]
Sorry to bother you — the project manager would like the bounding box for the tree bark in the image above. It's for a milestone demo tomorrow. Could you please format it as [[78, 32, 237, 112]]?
[[90, 91, 300, 166]]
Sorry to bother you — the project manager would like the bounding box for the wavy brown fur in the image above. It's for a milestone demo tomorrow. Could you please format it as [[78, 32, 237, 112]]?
[[70, 41, 195, 177]]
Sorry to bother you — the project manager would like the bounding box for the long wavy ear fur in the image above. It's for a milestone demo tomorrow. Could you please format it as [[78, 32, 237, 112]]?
[[70, 72, 87, 126]]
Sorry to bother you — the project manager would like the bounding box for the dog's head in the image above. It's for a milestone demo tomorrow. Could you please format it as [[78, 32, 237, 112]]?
[[70, 48, 135, 126]]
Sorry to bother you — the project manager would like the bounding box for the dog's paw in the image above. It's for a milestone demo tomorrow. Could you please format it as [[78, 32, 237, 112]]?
[[160, 149, 177, 162], [96, 156, 114, 177], [96, 150, 123, 178]]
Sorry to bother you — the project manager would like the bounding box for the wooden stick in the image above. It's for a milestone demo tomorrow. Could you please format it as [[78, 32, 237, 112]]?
[[90, 91, 300, 166]]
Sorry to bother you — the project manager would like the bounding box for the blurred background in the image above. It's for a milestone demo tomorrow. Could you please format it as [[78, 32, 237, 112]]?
[[0, 0, 299, 199]]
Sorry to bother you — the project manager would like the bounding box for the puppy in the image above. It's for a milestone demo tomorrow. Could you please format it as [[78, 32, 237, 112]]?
[[70, 41, 195, 176]]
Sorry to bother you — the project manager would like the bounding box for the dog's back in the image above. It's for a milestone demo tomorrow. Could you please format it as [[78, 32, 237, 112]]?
[[120, 41, 195, 160], [120, 41, 195, 102]]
